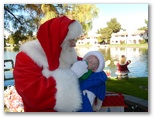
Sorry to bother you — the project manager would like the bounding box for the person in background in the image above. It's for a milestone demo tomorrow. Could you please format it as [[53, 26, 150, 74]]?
[[114, 55, 131, 80]]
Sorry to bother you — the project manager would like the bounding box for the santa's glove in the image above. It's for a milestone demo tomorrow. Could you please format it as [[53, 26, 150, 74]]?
[[71, 61, 88, 78]]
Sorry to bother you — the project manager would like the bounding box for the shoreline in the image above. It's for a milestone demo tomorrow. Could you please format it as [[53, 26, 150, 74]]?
[[76, 44, 148, 48]]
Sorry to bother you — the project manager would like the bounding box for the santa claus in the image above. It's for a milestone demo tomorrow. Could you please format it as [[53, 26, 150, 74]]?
[[13, 16, 107, 112]]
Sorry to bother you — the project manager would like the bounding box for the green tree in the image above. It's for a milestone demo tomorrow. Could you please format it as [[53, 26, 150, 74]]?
[[67, 4, 99, 34], [40, 4, 58, 24], [4, 4, 41, 33], [138, 19, 148, 30], [97, 27, 112, 43], [145, 19, 148, 28], [107, 18, 121, 33], [4, 4, 45, 45], [97, 18, 121, 43], [24, 4, 43, 30], [8, 36, 14, 45], [4, 4, 25, 33], [8, 29, 27, 45], [40, 4, 99, 35], [4, 4, 99, 44], [4, 35, 6, 47]]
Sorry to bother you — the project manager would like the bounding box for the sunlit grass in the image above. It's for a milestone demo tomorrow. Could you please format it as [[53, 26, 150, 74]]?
[[109, 44, 148, 47], [106, 77, 148, 100]]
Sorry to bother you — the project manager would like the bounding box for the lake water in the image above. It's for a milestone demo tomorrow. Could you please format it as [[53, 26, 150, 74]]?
[[4, 46, 148, 86], [76, 46, 148, 77]]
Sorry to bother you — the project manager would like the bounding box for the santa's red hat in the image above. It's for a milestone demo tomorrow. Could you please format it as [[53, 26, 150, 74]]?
[[37, 16, 82, 71]]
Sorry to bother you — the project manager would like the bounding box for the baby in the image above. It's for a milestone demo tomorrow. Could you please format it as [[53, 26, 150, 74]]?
[[78, 51, 106, 111], [79, 55, 99, 81]]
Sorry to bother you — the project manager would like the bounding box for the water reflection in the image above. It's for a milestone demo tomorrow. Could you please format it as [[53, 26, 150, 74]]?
[[4, 48, 18, 86], [4, 46, 148, 82], [76, 46, 148, 77], [4, 48, 19, 62]]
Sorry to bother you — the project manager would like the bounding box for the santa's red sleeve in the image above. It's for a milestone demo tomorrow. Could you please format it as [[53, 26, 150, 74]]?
[[14, 51, 82, 112], [13, 52, 57, 112]]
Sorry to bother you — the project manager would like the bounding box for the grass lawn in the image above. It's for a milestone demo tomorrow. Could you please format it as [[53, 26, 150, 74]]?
[[109, 44, 148, 47], [106, 77, 148, 100]]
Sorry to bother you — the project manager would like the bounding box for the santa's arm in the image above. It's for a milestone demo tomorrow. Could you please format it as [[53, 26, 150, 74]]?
[[14, 52, 82, 112], [14, 52, 57, 111]]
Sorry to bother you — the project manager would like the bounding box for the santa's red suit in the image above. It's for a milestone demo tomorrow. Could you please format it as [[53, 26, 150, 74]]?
[[13, 16, 88, 112]]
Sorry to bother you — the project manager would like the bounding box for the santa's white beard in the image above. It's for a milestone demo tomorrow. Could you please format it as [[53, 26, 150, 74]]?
[[59, 44, 77, 69]]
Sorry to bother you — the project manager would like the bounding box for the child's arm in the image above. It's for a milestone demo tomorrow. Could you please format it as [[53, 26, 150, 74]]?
[[128, 60, 131, 64], [114, 61, 118, 65]]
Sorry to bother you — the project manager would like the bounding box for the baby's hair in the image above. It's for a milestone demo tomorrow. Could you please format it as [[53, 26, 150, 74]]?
[[121, 55, 125, 58]]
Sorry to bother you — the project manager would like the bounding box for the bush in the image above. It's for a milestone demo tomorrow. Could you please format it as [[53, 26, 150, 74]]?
[[120, 40, 125, 44], [145, 39, 148, 43], [139, 39, 147, 44], [13, 46, 19, 51]]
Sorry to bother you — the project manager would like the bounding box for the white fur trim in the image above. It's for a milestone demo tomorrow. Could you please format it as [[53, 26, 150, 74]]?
[[41, 68, 82, 111], [20, 40, 77, 71], [61, 20, 82, 46], [51, 69, 82, 112], [20, 40, 48, 69], [83, 90, 96, 106], [42, 68, 53, 78], [83, 51, 105, 72]]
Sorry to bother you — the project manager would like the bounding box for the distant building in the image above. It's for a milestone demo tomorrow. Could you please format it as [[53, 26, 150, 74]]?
[[76, 34, 100, 45], [110, 30, 148, 44], [76, 38, 98, 45]]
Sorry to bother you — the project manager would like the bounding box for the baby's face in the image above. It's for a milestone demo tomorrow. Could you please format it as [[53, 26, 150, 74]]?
[[85, 55, 99, 72]]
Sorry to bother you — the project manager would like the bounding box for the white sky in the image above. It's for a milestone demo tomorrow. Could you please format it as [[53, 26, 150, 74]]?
[[89, 4, 148, 35]]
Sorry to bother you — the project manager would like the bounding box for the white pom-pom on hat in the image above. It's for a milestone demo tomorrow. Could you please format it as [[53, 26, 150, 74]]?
[[64, 20, 82, 41], [68, 20, 82, 39]]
